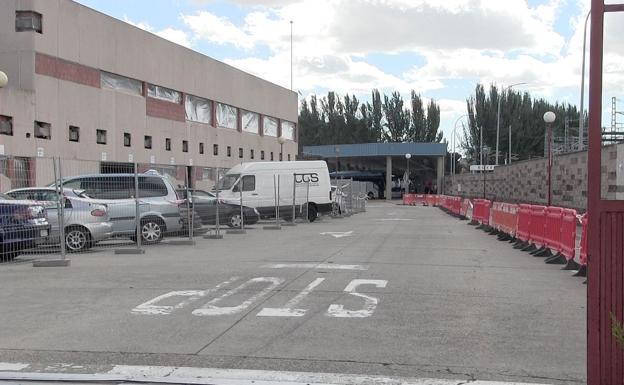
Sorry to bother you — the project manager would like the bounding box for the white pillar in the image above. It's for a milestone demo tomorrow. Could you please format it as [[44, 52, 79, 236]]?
[[436, 156, 444, 194], [386, 156, 392, 200]]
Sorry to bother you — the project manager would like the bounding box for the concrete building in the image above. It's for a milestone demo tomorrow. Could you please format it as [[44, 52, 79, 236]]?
[[302, 143, 447, 200], [0, 0, 297, 190]]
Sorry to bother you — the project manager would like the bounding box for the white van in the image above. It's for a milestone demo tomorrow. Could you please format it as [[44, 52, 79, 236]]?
[[216, 161, 332, 222]]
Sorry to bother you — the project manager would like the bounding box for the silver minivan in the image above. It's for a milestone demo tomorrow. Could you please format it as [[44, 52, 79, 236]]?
[[57, 172, 191, 244]]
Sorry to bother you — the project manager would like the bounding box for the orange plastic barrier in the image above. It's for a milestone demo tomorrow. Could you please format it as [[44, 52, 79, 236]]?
[[560, 208, 578, 261], [490, 202, 519, 236], [544, 207, 563, 253], [579, 214, 588, 266], [516, 204, 532, 242], [473, 199, 492, 225], [529, 205, 547, 247]]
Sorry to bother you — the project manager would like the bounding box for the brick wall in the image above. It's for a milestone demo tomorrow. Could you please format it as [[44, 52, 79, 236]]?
[[145, 97, 185, 122], [35, 53, 100, 88], [444, 143, 624, 212]]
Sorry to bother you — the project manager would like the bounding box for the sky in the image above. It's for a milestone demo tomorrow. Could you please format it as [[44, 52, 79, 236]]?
[[74, 0, 624, 142]]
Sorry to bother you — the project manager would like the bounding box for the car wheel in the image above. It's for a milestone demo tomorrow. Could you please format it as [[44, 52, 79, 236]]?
[[65, 227, 91, 252], [228, 214, 243, 228], [141, 218, 164, 244]]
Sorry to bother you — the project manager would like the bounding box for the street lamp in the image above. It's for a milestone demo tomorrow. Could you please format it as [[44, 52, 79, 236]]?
[[452, 115, 468, 176], [277, 136, 286, 161], [543, 111, 556, 206], [405, 153, 411, 194], [496, 82, 526, 165], [0, 71, 8, 88], [334, 147, 340, 173], [579, 10, 591, 151]]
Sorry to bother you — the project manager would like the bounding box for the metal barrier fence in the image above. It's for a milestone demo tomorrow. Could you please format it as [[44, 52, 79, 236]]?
[[1, 156, 367, 263]]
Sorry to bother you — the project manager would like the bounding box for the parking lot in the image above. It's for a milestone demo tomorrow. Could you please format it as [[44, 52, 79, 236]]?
[[0, 202, 586, 385]]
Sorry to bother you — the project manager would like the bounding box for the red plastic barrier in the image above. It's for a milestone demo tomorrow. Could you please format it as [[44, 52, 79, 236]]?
[[473, 199, 492, 225], [579, 214, 588, 266], [403, 194, 416, 205], [460, 199, 472, 219], [516, 204, 532, 242], [491, 202, 519, 236], [544, 207, 563, 253], [529, 205, 548, 247], [560, 208, 578, 261], [413, 194, 426, 206], [426, 195, 437, 206]]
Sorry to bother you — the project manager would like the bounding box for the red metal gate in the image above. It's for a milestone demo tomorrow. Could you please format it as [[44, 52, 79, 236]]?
[[588, 2, 624, 384]]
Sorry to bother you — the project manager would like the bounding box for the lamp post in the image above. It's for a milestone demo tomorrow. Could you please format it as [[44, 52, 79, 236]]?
[[452, 115, 468, 175], [543, 111, 556, 206], [579, 10, 590, 150], [405, 153, 411, 194], [277, 136, 286, 161], [0, 71, 7, 88], [334, 147, 340, 173], [496, 82, 526, 165]]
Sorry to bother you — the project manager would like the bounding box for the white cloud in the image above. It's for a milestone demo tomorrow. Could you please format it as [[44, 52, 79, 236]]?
[[123, 17, 191, 48], [182, 12, 255, 49]]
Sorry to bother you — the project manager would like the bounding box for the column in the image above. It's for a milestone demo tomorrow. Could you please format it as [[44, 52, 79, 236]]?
[[436, 156, 444, 194], [386, 156, 392, 201]]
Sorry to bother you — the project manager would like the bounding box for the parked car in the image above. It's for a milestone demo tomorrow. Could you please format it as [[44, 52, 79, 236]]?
[[6, 187, 113, 252], [176, 189, 259, 228], [54, 172, 198, 244], [0, 198, 50, 261]]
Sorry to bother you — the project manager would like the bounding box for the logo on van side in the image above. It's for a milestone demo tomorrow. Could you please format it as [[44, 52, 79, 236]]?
[[294, 173, 319, 184]]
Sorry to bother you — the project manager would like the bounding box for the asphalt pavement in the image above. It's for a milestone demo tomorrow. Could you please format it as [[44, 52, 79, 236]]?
[[0, 202, 586, 384]]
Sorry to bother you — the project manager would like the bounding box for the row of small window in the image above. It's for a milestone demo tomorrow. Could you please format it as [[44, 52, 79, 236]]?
[[101, 72, 296, 140]]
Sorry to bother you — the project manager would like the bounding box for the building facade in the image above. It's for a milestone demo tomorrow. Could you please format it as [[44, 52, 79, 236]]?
[[0, 0, 298, 190]]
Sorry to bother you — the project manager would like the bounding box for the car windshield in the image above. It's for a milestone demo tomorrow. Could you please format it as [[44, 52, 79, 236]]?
[[216, 174, 240, 190]]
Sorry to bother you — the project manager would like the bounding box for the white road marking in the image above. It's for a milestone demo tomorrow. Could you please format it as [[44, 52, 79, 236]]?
[[327, 279, 388, 318], [0, 363, 553, 385], [0, 363, 29, 371], [131, 277, 239, 315], [375, 218, 414, 221], [192, 277, 284, 316], [319, 231, 353, 238], [257, 278, 326, 317], [263, 263, 369, 270]]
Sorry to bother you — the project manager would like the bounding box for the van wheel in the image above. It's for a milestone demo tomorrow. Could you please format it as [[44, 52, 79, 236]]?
[[65, 226, 91, 252], [140, 218, 164, 244], [307, 204, 318, 222]]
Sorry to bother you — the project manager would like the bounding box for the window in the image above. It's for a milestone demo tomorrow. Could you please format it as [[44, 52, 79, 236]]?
[[279, 152, 283, 161], [147, 84, 182, 103], [165, 138, 171, 151], [68, 126, 79, 142], [242, 175, 256, 192], [15, 11, 42, 33], [263, 116, 278, 137], [0, 116, 14, 136], [261, 150, 265, 160], [96, 129, 107, 144], [124, 133, 131, 147], [216, 103, 237, 129], [185, 95, 212, 124], [241, 110, 260, 134], [227, 146, 232, 157], [288, 154, 291, 161], [144, 135, 152, 149], [101, 72, 142, 96], [239, 147, 243, 159], [199, 143, 204, 155], [183, 140, 189, 153], [270, 152, 274, 161], [138, 177, 168, 198], [34, 121, 51, 140], [282, 121, 296, 140], [250, 149, 254, 159], [213, 144, 219, 156]]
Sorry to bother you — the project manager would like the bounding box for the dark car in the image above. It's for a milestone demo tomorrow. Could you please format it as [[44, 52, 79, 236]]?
[[176, 189, 259, 228], [0, 197, 51, 261]]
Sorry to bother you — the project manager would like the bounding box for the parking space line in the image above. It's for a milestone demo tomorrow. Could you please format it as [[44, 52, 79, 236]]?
[[263, 263, 369, 270]]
